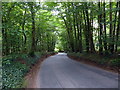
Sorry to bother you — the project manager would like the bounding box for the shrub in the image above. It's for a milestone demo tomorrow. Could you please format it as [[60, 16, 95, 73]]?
[[109, 58, 120, 67], [2, 61, 29, 89], [2, 52, 56, 89], [67, 52, 119, 68]]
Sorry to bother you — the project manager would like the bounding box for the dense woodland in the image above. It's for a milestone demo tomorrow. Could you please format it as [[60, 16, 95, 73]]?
[[59, 2, 120, 55], [2, 2, 58, 56], [2, 2, 120, 56], [2, 2, 120, 88]]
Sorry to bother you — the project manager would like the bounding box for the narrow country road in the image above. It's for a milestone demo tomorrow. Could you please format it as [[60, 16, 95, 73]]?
[[38, 53, 118, 88]]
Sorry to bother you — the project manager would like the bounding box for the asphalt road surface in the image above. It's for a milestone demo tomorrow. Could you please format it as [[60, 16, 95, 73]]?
[[39, 53, 118, 88]]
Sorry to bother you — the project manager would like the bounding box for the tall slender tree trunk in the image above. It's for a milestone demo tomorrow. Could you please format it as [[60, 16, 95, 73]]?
[[76, 12, 82, 53], [112, 2, 119, 53], [62, 15, 74, 52], [22, 8, 27, 53], [73, 12, 77, 52], [29, 2, 36, 56], [103, 1, 108, 54], [85, 5, 90, 53], [89, 7, 95, 53], [109, 2, 113, 54], [83, 9, 89, 53], [98, 2, 103, 54], [115, 2, 120, 52]]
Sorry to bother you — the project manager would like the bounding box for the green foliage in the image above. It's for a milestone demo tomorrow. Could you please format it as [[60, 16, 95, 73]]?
[[2, 52, 57, 89], [2, 60, 29, 88], [109, 58, 120, 67], [2, 2, 120, 89], [2, 2, 57, 56], [68, 52, 120, 68]]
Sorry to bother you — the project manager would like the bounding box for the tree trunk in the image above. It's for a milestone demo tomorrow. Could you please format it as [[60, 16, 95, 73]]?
[[115, 2, 120, 52], [76, 12, 82, 53], [109, 2, 113, 54], [72, 6, 77, 52], [29, 2, 36, 56], [98, 2, 103, 55], [83, 9, 89, 53], [89, 6, 95, 53], [62, 15, 74, 52], [103, 1, 108, 54], [112, 2, 119, 53], [22, 8, 27, 53]]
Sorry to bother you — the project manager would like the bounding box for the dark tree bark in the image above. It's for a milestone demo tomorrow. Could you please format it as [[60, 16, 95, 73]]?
[[21, 7, 27, 53], [98, 2, 103, 55], [89, 6, 95, 53], [115, 2, 120, 52], [61, 14, 74, 52], [85, 5, 91, 53], [76, 11, 82, 53], [72, 3, 78, 52], [29, 2, 36, 56], [22, 8, 27, 45], [83, 9, 89, 53], [111, 2, 119, 53], [109, 2, 113, 54], [103, 1, 108, 54]]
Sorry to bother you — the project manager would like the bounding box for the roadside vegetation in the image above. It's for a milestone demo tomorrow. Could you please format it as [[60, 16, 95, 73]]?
[[2, 52, 56, 89], [58, 2, 120, 70], [2, 2, 58, 89], [68, 52, 119, 73]]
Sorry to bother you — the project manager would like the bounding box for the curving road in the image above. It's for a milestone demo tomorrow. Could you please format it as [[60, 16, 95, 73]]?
[[38, 53, 118, 88]]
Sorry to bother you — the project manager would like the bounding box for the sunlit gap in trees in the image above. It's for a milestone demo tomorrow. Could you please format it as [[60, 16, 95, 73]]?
[[53, 27, 65, 52], [54, 37, 64, 52]]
